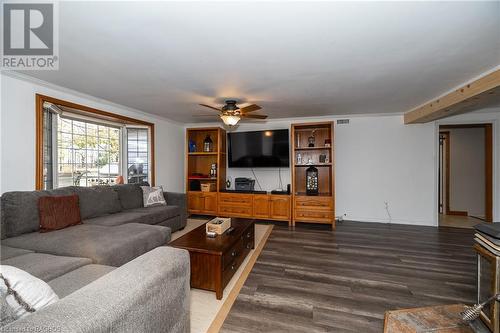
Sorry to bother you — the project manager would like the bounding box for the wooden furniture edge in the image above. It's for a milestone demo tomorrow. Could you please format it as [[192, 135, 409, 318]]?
[[206, 224, 274, 333]]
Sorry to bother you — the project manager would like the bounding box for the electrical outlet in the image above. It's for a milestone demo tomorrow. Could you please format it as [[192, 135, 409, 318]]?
[[337, 119, 350, 125]]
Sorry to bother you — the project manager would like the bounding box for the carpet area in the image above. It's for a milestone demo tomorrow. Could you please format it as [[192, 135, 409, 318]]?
[[170, 218, 273, 333]]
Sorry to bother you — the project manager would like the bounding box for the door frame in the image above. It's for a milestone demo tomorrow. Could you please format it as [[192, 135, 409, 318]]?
[[439, 123, 493, 222]]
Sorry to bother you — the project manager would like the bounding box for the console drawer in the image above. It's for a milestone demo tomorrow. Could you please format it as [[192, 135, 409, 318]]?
[[218, 193, 253, 206], [295, 209, 333, 223], [218, 205, 253, 217], [295, 196, 333, 211]]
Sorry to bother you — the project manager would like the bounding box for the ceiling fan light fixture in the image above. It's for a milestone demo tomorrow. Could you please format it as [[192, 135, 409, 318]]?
[[220, 114, 240, 126]]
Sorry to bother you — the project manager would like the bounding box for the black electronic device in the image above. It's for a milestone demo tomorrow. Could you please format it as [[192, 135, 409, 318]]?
[[235, 177, 255, 191]]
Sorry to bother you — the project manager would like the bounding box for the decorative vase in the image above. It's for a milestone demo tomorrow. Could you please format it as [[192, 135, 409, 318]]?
[[188, 139, 196, 152], [203, 135, 213, 152]]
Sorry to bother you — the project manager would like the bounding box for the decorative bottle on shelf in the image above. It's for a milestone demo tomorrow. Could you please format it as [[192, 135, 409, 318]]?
[[306, 166, 319, 195], [188, 139, 196, 152], [308, 130, 316, 147], [210, 163, 217, 178], [297, 153, 302, 165], [203, 135, 213, 152]]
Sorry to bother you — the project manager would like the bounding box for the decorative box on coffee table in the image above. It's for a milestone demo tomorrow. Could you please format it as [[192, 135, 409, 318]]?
[[170, 218, 255, 300]]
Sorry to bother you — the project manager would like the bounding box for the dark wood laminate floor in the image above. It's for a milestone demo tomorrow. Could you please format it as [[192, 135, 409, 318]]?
[[220, 221, 476, 333]]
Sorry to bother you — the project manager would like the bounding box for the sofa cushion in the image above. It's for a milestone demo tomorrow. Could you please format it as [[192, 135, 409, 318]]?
[[159, 216, 183, 233], [112, 184, 144, 210], [1, 253, 91, 282], [1, 188, 75, 237], [73, 186, 122, 220], [0, 246, 33, 260], [2, 224, 171, 267], [48, 264, 116, 298], [128, 206, 180, 225], [38, 194, 82, 232], [82, 211, 150, 227]]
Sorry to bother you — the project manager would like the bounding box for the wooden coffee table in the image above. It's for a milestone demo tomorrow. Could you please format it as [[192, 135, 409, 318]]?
[[170, 218, 255, 299]]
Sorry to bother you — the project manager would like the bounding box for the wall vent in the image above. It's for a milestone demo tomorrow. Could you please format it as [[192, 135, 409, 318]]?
[[337, 119, 350, 125]]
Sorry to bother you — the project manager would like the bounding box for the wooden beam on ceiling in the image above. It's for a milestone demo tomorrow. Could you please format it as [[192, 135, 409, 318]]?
[[404, 69, 500, 124]]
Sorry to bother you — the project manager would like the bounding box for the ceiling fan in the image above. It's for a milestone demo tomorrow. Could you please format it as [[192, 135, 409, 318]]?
[[199, 100, 267, 126]]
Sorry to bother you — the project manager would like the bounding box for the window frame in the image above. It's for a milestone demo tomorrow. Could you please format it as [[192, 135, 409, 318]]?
[[35, 94, 155, 190]]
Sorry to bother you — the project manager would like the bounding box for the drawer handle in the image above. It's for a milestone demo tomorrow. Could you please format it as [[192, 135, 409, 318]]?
[[231, 264, 236, 270], [246, 243, 251, 249], [232, 251, 237, 257], [246, 232, 251, 238]]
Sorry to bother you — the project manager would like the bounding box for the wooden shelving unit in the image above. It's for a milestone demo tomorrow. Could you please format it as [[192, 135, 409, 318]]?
[[291, 121, 335, 228], [186, 127, 226, 215]]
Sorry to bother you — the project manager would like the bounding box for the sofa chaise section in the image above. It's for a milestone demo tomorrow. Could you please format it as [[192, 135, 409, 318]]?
[[1, 252, 92, 281], [2, 223, 171, 266], [3, 247, 191, 333], [0, 245, 33, 260]]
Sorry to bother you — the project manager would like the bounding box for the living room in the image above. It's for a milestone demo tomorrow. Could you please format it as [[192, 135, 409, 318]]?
[[1, 1, 500, 332]]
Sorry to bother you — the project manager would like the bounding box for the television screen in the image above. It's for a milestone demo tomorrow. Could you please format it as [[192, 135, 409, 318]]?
[[228, 129, 290, 168]]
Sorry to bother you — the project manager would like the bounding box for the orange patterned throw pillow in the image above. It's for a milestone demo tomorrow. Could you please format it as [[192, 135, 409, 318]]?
[[38, 195, 82, 232]]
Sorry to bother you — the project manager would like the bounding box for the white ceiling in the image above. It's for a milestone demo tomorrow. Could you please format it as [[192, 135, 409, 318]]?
[[24, 1, 500, 123]]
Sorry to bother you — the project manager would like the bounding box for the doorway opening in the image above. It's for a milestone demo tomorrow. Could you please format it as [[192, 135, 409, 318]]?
[[438, 124, 493, 228]]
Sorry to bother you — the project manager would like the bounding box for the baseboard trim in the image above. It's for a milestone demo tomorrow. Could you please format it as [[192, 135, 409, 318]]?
[[447, 211, 468, 216]]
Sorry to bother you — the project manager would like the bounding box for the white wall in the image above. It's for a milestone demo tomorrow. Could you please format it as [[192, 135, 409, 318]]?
[[0, 72, 185, 194], [447, 128, 485, 217], [187, 114, 437, 226]]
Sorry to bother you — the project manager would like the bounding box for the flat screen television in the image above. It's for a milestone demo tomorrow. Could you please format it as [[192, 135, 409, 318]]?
[[228, 129, 289, 168]]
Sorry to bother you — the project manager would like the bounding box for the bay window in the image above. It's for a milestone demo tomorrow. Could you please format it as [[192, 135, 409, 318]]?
[[37, 95, 155, 190]]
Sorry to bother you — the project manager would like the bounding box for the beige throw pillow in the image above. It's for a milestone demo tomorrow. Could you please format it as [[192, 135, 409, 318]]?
[[141, 186, 167, 207], [0, 265, 59, 322]]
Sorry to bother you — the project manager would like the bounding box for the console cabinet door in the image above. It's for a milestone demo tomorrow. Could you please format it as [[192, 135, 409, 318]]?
[[253, 195, 270, 219], [188, 192, 203, 213], [203, 193, 218, 215], [270, 196, 291, 221]]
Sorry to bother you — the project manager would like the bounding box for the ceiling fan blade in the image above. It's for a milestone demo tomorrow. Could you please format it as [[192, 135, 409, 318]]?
[[239, 104, 262, 113], [199, 104, 222, 112], [241, 114, 268, 119]]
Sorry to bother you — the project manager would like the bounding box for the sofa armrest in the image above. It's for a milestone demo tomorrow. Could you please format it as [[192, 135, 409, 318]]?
[[164, 192, 187, 228], [4, 247, 190, 333]]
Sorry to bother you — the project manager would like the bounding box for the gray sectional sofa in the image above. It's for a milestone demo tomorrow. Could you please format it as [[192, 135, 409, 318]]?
[[0, 184, 190, 332]]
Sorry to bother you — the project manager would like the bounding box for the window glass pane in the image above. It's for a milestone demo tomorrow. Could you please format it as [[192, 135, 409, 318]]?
[[59, 118, 72, 133], [127, 128, 149, 184], [59, 133, 72, 148], [56, 117, 121, 188], [98, 126, 109, 137], [72, 121, 86, 135], [138, 131, 148, 141], [87, 123, 97, 137], [72, 135, 87, 149], [110, 128, 120, 140]]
